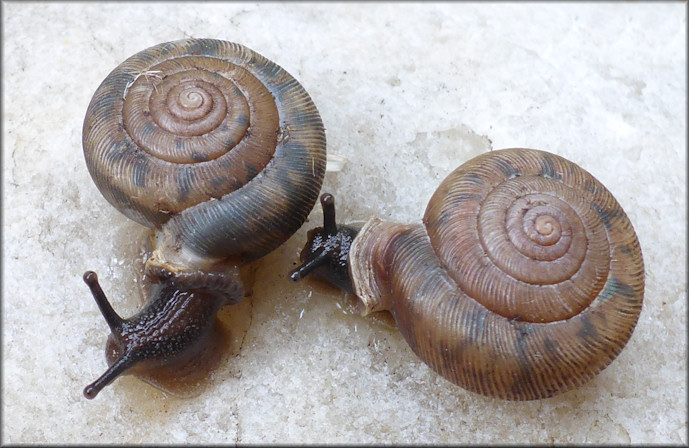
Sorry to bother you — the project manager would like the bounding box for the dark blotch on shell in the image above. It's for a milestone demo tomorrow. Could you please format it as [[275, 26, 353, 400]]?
[[131, 154, 150, 188], [544, 337, 560, 356], [245, 163, 258, 181], [599, 277, 637, 303], [188, 39, 220, 57], [105, 139, 129, 163], [576, 314, 598, 341], [268, 142, 316, 230], [191, 152, 208, 162], [236, 114, 249, 126], [209, 176, 228, 190], [465, 306, 488, 344], [176, 167, 194, 203], [131, 48, 159, 65], [592, 203, 624, 231], [619, 245, 633, 255], [223, 137, 236, 151], [538, 154, 563, 180], [142, 121, 157, 140], [510, 324, 537, 397], [427, 205, 458, 229], [434, 331, 471, 380], [451, 193, 483, 206], [230, 178, 245, 191], [463, 172, 484, 185], [494, 158, 521, 179], [156, 42, 175, 58], [583, 179, 600, 195], [89, 92, 119, 119]]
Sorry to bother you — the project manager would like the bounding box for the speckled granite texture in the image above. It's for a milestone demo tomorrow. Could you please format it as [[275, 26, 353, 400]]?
[[2, 2, 686, 444]]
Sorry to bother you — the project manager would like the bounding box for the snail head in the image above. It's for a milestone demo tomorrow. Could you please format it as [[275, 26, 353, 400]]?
[[82, 270, 234, 399], [289, 193, 359, 292]]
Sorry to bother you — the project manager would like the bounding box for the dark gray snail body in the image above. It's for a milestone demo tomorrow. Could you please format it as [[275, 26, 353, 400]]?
[[82, 39, 326, 399], [292, 148, 644, 401]]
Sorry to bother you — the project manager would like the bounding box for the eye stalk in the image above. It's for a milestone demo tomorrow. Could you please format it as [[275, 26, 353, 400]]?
[[290, 193, 360, 292]]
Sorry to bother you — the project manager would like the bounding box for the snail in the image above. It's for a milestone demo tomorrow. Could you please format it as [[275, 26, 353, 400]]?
[[291, 148, 644, 401], [81, 38, 326, 399]]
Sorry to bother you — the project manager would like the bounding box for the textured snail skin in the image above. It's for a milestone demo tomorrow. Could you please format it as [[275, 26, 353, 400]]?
[[292, 148, 644, 401], [82, 39, 326, 399]]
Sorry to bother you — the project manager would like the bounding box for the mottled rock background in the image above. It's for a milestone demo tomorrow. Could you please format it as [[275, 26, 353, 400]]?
[[2, 2, 686, 444]]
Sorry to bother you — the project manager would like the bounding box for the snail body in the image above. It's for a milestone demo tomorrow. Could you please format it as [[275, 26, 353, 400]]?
[[82, 39, 326, 399], [291, 148, 644, 401]]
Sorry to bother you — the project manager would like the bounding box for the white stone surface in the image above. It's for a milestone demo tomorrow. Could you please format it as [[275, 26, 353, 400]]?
[[2, 2, 686, 444]]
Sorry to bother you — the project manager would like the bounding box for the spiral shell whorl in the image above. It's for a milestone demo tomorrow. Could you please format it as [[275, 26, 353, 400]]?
[[351, 148, 644, 400], [83, 39, 326, 261], [425, 149, 627, 323]]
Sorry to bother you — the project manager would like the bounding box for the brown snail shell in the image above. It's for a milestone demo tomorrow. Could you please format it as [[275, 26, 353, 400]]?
[[292, 148, 644, 401], [81, 38, 326, 399], [84, 38, 326, 264]]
